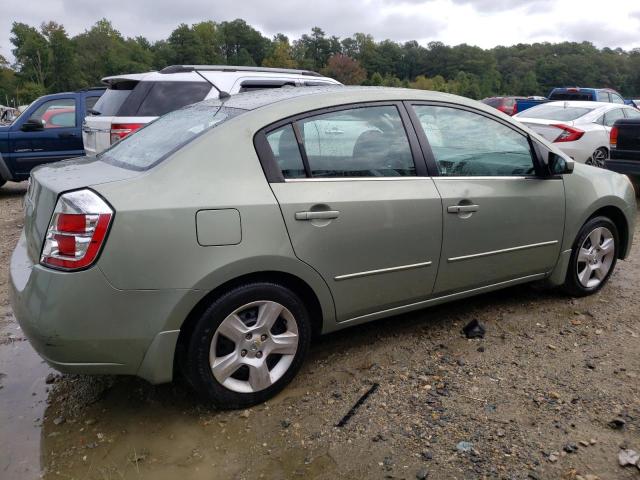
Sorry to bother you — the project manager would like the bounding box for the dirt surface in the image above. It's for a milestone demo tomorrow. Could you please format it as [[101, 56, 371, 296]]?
[[1, 180, 639, 480]]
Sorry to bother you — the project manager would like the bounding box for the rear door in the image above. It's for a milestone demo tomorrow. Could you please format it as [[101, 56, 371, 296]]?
[[8, 96, 80, 176], [257, 103, 443, 322], [409, 103, 565, 294]]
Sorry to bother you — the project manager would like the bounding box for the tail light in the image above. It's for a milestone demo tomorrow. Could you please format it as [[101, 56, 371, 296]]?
[[551, 124, 585, 143], [610, 126, 618, 149], [512, 102, 518, 115], [41, 190, 113, 271], [110, 123, 143, 144]]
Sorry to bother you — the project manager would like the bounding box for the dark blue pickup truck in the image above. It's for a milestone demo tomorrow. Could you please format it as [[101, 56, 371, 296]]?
[[0, 88, 104, 186], [514, 87, 628, 114]]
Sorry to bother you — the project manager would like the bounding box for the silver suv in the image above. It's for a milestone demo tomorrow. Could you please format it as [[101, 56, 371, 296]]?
[[10, 87, 636, 409], [82, 65, 340, 155]]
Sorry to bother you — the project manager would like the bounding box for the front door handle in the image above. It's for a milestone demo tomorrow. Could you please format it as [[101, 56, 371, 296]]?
[[58, 133, 78, 138], [295, 210, 340, 221], [447, 204, 479, 214]]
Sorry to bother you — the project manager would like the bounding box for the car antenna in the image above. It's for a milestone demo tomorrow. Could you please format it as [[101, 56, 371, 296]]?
[[193, 70, 231, 100]]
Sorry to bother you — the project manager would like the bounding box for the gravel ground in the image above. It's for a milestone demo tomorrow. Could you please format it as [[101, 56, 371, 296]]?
[[1, 180, 639, 480]]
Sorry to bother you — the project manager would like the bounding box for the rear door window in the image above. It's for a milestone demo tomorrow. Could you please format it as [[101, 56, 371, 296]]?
[[299, 106, 415, 177], [611, 93, 625, 104], [603, 108, 626, 127], [239, 80, 296, 93]]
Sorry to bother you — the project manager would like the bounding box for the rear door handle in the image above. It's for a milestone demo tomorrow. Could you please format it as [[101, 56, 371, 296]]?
[[295, 210, 340, 221], [447, 204, 479, 214]]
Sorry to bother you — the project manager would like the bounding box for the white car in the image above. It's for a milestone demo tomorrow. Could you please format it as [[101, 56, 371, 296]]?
[[82, 65, 341, 155], [514, 101, 640, 167]]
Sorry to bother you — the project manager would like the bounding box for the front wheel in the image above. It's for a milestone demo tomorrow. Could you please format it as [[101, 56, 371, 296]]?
[[562, 216, 618, 297], [184, 282, 312, 409]]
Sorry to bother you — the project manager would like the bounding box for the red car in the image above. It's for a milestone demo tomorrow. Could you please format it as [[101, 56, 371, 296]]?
[[41, 107, 76, 128], [481, 97, 525, 116]]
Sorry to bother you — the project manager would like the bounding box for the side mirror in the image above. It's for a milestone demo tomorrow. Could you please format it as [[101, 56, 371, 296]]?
[[21, 118, 44, 131], [549, 152, 574, 175]]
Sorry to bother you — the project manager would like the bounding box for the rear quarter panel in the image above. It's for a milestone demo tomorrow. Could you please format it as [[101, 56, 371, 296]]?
[[93, 115, 337, 331]]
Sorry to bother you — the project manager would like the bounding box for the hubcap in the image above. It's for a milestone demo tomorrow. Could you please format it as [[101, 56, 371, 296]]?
[[576, 226, 615, 288], [209, 300, 299, 393], [588, 149, 607, 168]]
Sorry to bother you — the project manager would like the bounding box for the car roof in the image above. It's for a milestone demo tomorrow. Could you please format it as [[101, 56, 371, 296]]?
[[540, 100, 629, 110]]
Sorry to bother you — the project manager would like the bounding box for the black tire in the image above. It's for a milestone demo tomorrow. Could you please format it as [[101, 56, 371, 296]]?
[[562, 216, 618, 297], [183, 282, 312, 409]]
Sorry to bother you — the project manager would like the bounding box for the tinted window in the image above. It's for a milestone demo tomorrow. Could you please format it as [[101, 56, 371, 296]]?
[[100, 104, 244, 171], [135, 81, 211, 117], [28, 99, 76, 128], [297, 106, 415, 177], [239, 81, 295, 93], [413, 105, 534, 177], [549, 92, 593, 101], [85, 95, 101, 115], [603, 108, 625, 127], [519, 105, 593, 121], [266, 125, 306, 178], [92, 86, 135, 115]]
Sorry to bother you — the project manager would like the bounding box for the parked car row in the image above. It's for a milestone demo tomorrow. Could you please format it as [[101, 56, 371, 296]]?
[[0, 66, 340, 186], [514, 101, 640, 166]]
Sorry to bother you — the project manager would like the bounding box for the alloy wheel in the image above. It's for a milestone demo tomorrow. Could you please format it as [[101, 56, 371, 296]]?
[[586, 148, 608, 168], [209, 300, 299, 393], [576, 226, 615, 288]]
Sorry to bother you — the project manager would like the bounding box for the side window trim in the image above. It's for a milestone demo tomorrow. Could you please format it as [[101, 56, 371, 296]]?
[[405, 100, 540, 178], [253, 101, 429, 183]]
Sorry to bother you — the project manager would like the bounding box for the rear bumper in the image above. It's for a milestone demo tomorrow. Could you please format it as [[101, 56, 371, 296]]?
[[8, 232, 200, 383]]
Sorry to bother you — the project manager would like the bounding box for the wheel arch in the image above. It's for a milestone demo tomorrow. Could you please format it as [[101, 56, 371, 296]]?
[[587, 205, 629, 259], [174, 270, 331, 379]]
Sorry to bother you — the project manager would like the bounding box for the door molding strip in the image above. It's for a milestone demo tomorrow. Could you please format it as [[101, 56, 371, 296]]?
[[341, 272, 547, 326], [448, 240, 559, 263], [334, 260, 433, 281]]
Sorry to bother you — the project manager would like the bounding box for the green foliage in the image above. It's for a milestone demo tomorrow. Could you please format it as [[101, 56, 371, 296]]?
[[3, 18, 640, 108]]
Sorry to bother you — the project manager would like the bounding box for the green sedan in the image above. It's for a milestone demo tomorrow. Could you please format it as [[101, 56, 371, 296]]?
[[9, 87, 636, 408]]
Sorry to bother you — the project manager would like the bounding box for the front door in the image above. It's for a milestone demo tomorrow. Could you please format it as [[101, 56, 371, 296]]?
[[262, 104, 443, 322], [410, 103, 565, 294], [9, 97, 81, 176]]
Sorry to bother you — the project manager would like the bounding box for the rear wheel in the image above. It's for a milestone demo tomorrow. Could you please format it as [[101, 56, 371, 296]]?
[[585, 147, 608, 168], [184, 282, 312, 409], [562, 216, 618, 297]]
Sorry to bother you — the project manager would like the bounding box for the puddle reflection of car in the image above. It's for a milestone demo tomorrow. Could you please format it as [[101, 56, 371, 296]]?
[[9, 87, 636, 408]]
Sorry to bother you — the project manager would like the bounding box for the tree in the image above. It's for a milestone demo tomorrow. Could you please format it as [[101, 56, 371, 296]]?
[[42, 22, 80, 92], [263, 38, 297, 69], [321, 54, 366, 85], [168, 23, 203, 64], [11, 22, 49, 87]]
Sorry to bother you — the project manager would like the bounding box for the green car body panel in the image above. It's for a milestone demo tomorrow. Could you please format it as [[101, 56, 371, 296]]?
[[9, 87, 636, 385]]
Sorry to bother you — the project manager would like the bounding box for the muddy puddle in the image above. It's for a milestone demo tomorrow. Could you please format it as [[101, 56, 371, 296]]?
[[0, 318, 52, 479]]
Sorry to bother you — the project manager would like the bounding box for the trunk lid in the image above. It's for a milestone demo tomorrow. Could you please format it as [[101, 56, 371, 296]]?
[[518, 118, 575, 143], [24, 157, 139, 262]]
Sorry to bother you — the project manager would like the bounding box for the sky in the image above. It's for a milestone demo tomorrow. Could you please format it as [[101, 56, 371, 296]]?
[[1, 0, 639, 62]]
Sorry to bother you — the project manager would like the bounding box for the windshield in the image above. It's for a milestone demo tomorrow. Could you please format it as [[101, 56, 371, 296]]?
[[99, 103, 244, 171], [519, 105, 593, 121]]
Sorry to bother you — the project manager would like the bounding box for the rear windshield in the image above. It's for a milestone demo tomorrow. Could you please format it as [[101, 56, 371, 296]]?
[[117, 81, 212, 117], [520, 105, 594, 121], [92, 86, 136, 116], [482, 98, 502, 107], [99, 104, 244, 171]]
